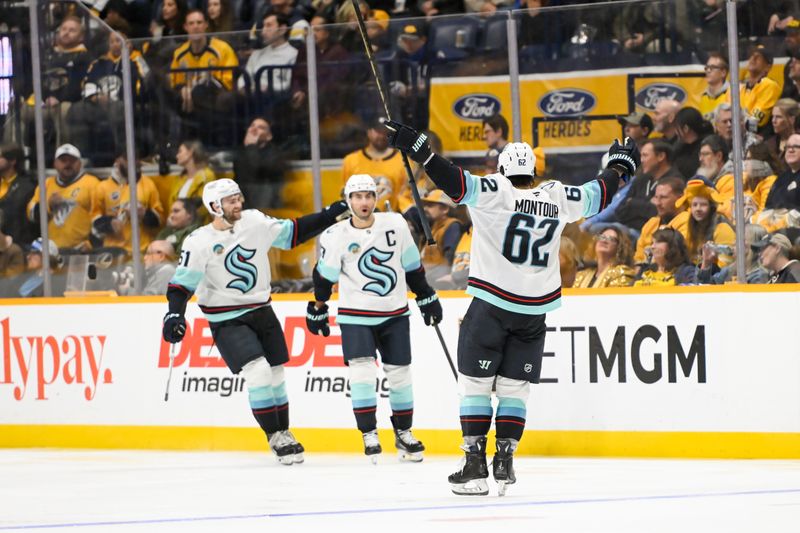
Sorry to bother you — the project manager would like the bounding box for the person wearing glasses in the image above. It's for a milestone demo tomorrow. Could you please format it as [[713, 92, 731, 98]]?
[[754, 132, 800, 232], [573, 224, 635, 288], [117, 240, 177, 296], [699, 52, 730, 121]]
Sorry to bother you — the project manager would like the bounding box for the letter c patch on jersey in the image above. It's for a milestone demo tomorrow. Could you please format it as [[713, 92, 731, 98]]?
[[358, 246, 397, 296], [224, 244, 258, 293]]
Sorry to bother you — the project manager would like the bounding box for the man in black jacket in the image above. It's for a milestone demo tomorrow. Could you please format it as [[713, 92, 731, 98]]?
[[0, 143, 37, 246], [233, 117, 287, 210]]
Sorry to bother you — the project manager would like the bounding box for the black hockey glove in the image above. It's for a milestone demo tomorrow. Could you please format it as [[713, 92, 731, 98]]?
[[384, 120, 432, 164], [416, 294, 442, 326], [162, 312, 186, 343], [306, 302, 330, 337], [324, 200, 349, 222], [605, 137, 640, 182]]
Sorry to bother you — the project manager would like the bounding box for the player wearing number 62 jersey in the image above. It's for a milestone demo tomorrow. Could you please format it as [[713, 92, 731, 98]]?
[[161, 179, 349, 465], [307, 174, 442, 463], [387, 119, 639, 496]]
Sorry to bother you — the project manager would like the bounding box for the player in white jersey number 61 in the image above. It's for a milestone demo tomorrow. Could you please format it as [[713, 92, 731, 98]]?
[[162, 179, 349, 465], [386, 119, 639, 496]]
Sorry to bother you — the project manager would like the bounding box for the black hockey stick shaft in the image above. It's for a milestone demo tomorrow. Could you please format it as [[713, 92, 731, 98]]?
[[349, 0, 435, 245], [433, 323, 457, 381]]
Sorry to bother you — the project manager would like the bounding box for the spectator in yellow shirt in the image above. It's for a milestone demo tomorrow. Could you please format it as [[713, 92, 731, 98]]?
[[634, 176, 686, 265], [740, 47, 781, 132], [699, 52, 730, 121], [671, 179, 735, 266]]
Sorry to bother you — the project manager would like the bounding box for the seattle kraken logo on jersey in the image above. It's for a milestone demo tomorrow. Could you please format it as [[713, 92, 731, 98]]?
[[224, 244, 258, 293], [358, 247, 397, 296]]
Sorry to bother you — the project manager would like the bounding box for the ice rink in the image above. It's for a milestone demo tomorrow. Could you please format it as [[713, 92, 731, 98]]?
[[1, 449, 799, 532]]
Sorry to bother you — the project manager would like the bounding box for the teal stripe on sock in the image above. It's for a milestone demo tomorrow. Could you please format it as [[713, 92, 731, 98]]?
[[461, 395, 492, 407], [460, 405, 493, 416], [460, 395, 492, 417], [389, 384, 413, 411], [350, 382, 376, 409], [273, 382, 288, 405], [248, 385, 274, 409], [497, 397, 527, 418]]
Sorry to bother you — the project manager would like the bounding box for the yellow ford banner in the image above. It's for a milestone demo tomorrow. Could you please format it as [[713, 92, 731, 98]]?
[[429, 62, 786, 155]]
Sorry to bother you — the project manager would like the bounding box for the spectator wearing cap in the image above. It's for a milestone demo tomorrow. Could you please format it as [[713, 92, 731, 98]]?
[[421, 190, 463, 283], [341, 119, 406, 212], [669, 178, 735, 267], [740, 47, 781, 133], [26, 144, 100, 251], [634, 176, 686, 265], [392, 22, 429, 127], [633, 227, 697, 287], [673, 107, 714, 179], [698, 224, 769, 285], [652, 99, 680, 145], [8, 238, 64, 298], [782, 49, 800, 101], [91, 151, 164, 255], [781, 20, 800, 97], [699, 52, 730, 121], [619, 112, 653, 146], [0, 143, 37, 246], [754, 232, 800, 283], [573, 224, 635, 288]]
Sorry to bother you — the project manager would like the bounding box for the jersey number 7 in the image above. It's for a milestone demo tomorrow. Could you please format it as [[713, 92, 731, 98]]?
[[502, 213, 558, 266]]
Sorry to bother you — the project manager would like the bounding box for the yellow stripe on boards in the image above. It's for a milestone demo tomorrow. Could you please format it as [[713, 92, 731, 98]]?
[[2, 426, 799, 459]]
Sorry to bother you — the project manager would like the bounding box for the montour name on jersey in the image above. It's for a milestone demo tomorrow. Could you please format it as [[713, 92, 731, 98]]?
[[514, 198, 559, 218]]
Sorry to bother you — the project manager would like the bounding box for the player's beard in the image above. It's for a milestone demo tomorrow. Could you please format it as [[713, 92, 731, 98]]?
[[222, 207, 242, 226]]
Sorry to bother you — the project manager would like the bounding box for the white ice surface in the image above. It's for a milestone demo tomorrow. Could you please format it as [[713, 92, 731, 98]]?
[[1, 450, 799, 532]]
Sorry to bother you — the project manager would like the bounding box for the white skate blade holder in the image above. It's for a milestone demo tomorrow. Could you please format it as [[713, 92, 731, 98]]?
[[397, 450, 423, 463], [496, 480, 508, 497], [450, 478, 489, 496]]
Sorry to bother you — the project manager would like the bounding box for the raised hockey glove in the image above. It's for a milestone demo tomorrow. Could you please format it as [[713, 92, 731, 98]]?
[[385, 120, 433, 164], [324, 200, 349, 222], [162, 312, 186, 343], [416, 294, 442, 326], [605, 137, 640, 182], [306, 302, 330, 337]]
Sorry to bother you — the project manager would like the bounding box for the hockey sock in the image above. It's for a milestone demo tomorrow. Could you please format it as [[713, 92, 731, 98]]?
[[271, 365, 290, 431], [495, 376, 530, 441], [349, 357, 378, 433], [241, 358, 280, 436], [385, 364, 413, 431], [459, 374, 494, 437]]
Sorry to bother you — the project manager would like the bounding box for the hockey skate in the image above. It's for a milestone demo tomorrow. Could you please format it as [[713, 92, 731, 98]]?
[[492, 438, 517, 497], [394, 428, 425, 463], [282, 430, 305, 464], [362, 430, 382, 464], [268, 431, 298, 466], [448, 436, 489, 495]]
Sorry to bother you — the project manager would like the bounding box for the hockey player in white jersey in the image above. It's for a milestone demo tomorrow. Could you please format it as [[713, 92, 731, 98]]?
[[162, 179, 348, 465], [306, 174, 443, 463], [386, 120, 639, 495]]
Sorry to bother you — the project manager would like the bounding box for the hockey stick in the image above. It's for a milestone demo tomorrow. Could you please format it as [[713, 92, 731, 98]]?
[[164, 342, 177, 401], [349, 0, 435, 245], [433, 323, 457, 381]]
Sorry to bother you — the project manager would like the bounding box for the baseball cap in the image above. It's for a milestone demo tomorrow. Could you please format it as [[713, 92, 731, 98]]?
[[55, 143, 81, 160], [751, 232, 792, 252], [399, 23, 422, 40], [422, 189, 455, 208], [786, 19, 800, 32], [619, 112, 654, 131], [29, 238, 59, 258], [750, 46, 773, 64]]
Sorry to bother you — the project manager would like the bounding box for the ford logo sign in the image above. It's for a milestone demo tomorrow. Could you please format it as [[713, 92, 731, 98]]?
[[453, 94, 501, 121], [537, 88, 596, 117], [635, 83, 687, 111]]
